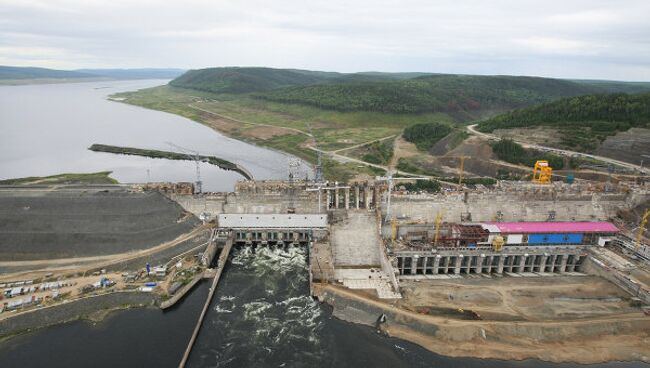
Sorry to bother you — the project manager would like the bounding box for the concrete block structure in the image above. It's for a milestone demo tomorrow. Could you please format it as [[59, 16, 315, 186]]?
[[391, 221, 618, 277]]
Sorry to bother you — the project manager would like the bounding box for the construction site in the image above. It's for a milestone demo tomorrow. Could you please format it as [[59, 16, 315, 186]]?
[[2, 156, 650, 364]]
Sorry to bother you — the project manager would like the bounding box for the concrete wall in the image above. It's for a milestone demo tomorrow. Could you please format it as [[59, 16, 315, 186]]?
[[582, 256, 650, 304], [385, 191, 634, 223]]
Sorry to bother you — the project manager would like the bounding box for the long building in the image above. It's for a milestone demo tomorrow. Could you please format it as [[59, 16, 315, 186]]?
[[392, 221, 619, 276]]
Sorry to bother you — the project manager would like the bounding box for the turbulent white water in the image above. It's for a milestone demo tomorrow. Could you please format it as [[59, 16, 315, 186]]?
[[192, 245, 325, 367]]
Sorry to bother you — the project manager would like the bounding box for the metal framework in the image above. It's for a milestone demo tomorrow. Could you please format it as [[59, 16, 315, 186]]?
[[532, 160, 553, 184]]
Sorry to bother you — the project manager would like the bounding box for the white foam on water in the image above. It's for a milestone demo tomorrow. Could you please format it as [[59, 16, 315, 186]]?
[[215, 305, 233, 313], [208, 245, 325, 364]]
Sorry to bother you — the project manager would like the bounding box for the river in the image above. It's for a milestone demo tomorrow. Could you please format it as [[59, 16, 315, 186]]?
[[0, 81, 646, 367], [0, 79, 306, 191], [1, 246, 645, 368]]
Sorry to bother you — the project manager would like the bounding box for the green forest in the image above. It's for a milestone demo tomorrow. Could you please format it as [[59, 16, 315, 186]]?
[[360, 140, 394, 165], [402, 122, 452, 151], [169, 67, 650, 119], [257, 74, 600, 115], [491, 139, 565, 169], [477, 92, 650, 152], [399, 180, 441, 193]]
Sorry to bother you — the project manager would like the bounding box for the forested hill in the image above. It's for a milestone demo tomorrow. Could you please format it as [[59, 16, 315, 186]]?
[[169, 67, 338, 93], [255, 74, 601, 116], [168, 66, 433, 94], [169, 67, 650, 119], [476, 92, 650, 133]]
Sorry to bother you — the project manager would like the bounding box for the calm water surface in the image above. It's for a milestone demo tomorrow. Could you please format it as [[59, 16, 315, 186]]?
[[0, 80, 308, 191]]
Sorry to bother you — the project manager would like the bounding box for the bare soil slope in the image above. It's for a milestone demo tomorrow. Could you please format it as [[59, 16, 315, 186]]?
[[0, 188, 198, 261]]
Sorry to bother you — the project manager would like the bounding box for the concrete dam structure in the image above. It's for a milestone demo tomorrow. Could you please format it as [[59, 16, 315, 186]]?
[[165, 178, 649, 301]]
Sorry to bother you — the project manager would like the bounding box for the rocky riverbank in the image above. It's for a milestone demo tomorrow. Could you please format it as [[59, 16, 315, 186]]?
[[0, 291, 157, 341]]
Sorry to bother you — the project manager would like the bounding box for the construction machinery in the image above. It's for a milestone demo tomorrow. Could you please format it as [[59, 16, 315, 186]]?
[[492, 235, 505, 252], [532, 160, 552, 184], [165, 142, 203, 194], [306, 123, 323, 184], [433, 210, 444, 246], [457, 155, 467, 186], [287, 158, 302, 214], [637, 209, 650, 251], [380, 175, 430, 222], [438, 155, 470, 186]]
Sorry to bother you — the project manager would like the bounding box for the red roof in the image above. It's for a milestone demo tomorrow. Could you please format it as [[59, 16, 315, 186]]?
[[487, 222, 618, 234]]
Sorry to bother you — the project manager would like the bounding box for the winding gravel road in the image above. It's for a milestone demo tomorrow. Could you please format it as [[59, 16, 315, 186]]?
[[467, 124, 649, 175]]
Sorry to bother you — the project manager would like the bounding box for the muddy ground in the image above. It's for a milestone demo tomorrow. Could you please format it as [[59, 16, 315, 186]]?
[[398, 275, 637, 322], [318, 278, 650, 364]]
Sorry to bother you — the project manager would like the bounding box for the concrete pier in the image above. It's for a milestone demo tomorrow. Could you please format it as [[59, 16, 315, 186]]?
[[395, 247, 587, 276], [179, 232, 233, 368]]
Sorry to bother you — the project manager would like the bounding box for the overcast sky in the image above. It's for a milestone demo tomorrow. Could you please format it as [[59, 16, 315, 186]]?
[[1, 0, 649, 81]]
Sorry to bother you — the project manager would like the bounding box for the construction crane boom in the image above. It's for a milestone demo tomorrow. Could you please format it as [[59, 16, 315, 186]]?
[[380, 175, 436, 222], [165, 141, 203, 194], [306, 123, 323, 183], [637, 209, 650, 251]]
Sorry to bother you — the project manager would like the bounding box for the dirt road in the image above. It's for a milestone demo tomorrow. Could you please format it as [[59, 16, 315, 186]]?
[[467, 124, 649, 174]]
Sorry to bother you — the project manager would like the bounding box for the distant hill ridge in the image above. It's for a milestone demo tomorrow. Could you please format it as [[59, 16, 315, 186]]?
[[0, 66, 185, 81], [169, 67, 341, 93], [0, 66, 93, 80], [169, 67, 650, 118]]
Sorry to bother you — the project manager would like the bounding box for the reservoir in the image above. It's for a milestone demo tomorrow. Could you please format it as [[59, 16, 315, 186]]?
[[0, 81, 646, 368], [0, 80, 304, 191]]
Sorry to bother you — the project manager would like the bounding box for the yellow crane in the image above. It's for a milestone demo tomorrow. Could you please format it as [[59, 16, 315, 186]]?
[[442, 155, 469, 186], [532, 160, 553, 184], [637, 209, 650, 251], [492, 235, 505, 252], [458, 156, 467, 186], [391, 217, 397, 244]]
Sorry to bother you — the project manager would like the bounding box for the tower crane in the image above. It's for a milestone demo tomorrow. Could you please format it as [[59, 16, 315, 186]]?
[[380, 174, 431, 223], [287, 158, 302, 213], [306, 123, 323, 184], [433, 155, 470, 186], [165, 142, 203, 194], [637, 209, 650, 252]]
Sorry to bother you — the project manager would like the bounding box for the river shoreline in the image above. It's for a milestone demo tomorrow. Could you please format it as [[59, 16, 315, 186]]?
[[108, 88, 317, 175], [314, 284, 650, 365], [0, 291, 157, 342]]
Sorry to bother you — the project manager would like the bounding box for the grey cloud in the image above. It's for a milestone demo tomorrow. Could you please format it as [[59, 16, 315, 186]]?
[[0, 0, 648, 80]]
